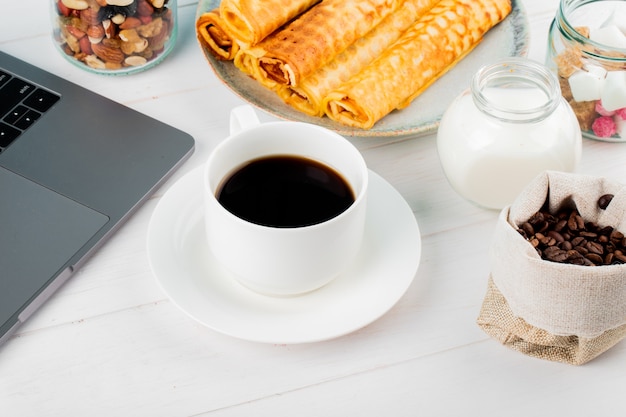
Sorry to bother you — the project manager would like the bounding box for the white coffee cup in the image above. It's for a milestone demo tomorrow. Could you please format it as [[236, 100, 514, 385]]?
[[204, 105, 369, 296]]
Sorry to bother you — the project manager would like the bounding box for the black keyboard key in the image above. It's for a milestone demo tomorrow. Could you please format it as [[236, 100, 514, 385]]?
[[14, 109, 41, 130], [0, 122, 20, 148], [0, 77, 36, 117], [0, 70, 11, 89], [24, 88, 61, 112], [3, 105, 29, 125]]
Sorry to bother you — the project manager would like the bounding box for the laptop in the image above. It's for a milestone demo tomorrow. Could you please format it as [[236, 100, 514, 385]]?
[[0, 50, 195, 347]]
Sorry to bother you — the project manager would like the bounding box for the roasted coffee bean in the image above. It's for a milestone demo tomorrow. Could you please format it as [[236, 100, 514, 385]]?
[[585, 253, 603, 265], [544, 246, 568, 262], [586, 241, 604, 255], [517, 195, 626, 266], [580, 231, 598, 239], [547, 230, 565, 243], [554, 219, 567, 232], [567, 213, 579, 231], [611, 230, 624, 243], [521, 222, 534, 237], [598, 194, 614, 209]]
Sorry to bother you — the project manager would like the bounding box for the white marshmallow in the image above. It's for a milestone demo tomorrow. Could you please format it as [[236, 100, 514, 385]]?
[[584, 63, 608, 79], [600, 9, 626, 34], [590, 25, 626, 49], [600, 71, 626, 111], [568, 69, 605, 102]]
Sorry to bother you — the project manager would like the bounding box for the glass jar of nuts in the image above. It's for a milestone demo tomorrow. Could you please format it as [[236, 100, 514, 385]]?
[[51, 0, 178, 75], [546, 0, 626, 142]]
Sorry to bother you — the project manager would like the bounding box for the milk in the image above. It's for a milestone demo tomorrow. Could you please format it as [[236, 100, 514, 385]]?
[[437, 85, 582, 209]]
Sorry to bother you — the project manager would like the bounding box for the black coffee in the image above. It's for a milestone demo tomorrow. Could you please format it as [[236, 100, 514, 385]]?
[[216, 155, 355, 227]]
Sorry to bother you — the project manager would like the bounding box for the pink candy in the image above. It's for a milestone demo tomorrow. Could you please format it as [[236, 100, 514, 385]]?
[[592, 115, 617, 138], [595, 101, 616, 116], [591, 101, 625, 137]]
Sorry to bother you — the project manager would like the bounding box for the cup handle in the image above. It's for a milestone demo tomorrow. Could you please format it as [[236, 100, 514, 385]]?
[[230, 105, 260, 135]]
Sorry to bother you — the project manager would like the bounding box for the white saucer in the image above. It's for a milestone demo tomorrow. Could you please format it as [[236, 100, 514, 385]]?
[[147, 166, 421, 344]]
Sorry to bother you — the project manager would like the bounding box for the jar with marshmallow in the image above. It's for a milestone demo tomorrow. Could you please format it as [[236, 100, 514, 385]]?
[[546, 0, 626, 142]]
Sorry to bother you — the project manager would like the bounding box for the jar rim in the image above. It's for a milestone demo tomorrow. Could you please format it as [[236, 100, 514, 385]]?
[[471, 57, 562, 124], [556, 0, 626, 61]]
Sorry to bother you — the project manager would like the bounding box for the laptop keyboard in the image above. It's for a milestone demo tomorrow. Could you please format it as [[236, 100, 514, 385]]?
[[0, 69, 61, 153]]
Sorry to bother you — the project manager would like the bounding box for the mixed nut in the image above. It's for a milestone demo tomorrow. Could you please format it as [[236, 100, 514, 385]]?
[[517, 194, 626, 266], [53, 0, 175, 72]]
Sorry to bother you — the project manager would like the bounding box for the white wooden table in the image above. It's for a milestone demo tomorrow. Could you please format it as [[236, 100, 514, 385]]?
[[2, 1, 626, 415]]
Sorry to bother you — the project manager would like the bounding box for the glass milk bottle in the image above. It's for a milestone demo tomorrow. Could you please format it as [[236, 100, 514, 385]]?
[[437, 57, 582, 210]]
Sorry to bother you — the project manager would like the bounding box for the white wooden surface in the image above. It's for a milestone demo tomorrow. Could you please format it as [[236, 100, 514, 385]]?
[[1, 1, 626, 416]]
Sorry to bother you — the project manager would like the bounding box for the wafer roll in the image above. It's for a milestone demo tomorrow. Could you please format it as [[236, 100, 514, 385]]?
[[233, 47, 282, 91], [245, 0, 406, 88], [278, 0, 441, 116], [324, 0, 512, 129], [219, 0, 320, 47], [196, 10, 240, 61]]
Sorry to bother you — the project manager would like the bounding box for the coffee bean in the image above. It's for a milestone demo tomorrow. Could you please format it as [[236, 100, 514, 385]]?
[[554, 219, 567, 232], [567, 213, 579, 231], [547, 230, 565, 243], [605, 252, 615, 264], [580, 231, 598, 239], [544, 246, 568, 262], [521, 222, 534, 237], [517, 195, 626, 266], [598, 194, 614, 209], [586, 241, 604, 255], [585, 253, 603, 265]]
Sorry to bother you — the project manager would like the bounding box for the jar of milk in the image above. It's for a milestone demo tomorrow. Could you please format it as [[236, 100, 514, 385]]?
[[437, 57, 582, 210]]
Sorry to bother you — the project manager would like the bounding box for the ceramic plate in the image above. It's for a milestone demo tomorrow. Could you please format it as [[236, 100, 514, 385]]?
[[147, 166, 421, 344], [195, 0, 530, 138]]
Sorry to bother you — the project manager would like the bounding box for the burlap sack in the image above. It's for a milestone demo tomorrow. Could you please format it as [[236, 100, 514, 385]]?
[[477, 171, 626, 365]]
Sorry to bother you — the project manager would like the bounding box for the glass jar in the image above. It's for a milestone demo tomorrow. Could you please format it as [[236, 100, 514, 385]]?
[[51, 0, 178, 75], [437, 57, 582, 210], [546, 0, 626, 142]]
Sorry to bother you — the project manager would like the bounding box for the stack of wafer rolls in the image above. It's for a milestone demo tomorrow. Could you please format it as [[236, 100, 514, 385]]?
[[324, 0, 512, 128], [196, 0, 512, 129], [242, 0, 406, 88], [277, 0, 441, 117]]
